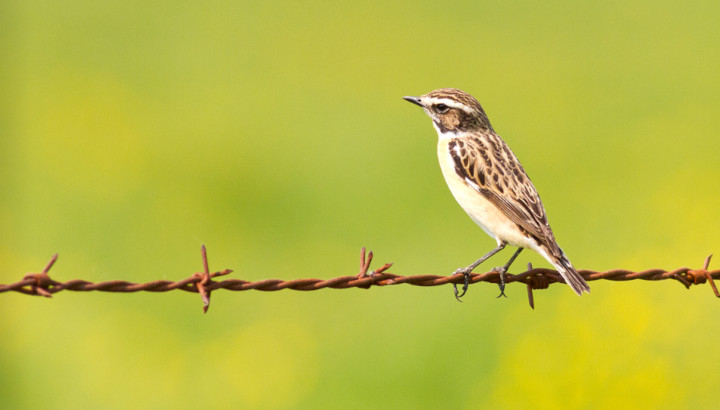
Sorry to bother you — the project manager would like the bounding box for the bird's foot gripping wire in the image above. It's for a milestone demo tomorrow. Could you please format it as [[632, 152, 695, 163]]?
[[493, 266, 510, 298], [452, 267, 472, 302], [494, 247, 523, 298]]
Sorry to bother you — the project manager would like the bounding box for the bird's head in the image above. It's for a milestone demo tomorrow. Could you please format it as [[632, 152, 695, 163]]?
[[403, 88, 493, 135]]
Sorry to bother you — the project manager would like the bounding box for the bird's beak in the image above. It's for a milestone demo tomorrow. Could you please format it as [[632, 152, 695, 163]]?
[[403, 96, 423, 107]]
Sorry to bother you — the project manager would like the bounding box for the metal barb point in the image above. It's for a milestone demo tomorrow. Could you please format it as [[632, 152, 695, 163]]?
[[44, 254, 59, 275], [357, 247, 373, 279], [373, 263, 393, 275], [196, 245, 212, 313], [526, 262, 535, 309], [702, 255, 719, 298]]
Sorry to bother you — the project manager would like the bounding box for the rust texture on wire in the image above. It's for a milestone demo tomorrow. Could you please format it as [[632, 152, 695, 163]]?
[[2, 246, 718, 312]]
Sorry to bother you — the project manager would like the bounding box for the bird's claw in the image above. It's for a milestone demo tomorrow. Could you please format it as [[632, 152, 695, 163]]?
[[452, 267, 472, 302], [493, 266, 509, 298]]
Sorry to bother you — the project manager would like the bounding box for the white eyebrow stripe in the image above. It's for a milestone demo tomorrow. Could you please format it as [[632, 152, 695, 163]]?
[[423, 97, 474, 114]]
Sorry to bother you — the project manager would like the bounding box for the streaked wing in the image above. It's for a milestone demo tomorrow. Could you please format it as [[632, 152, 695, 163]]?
[[448, 136, 560, 254]]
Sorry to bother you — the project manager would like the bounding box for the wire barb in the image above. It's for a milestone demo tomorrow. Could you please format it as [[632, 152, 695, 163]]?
[[192, 245, 232, 313], [18, 253, 59, 298], [685, 254, 718, 298], [355, 247, 393, 289], [1, 249, 718, 313]]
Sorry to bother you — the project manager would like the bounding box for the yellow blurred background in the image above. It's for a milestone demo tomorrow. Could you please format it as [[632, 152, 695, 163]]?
[[2, 1, 719, 408]]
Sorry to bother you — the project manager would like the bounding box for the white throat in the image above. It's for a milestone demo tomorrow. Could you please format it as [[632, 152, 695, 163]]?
[[432, 122, 467, 141]]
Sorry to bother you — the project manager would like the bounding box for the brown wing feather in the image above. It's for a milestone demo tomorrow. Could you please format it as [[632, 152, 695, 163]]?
[[448, 136, 561, 255]]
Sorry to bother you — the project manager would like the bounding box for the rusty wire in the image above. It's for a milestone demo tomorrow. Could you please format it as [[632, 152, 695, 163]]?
[[1, 246, 718, 312]]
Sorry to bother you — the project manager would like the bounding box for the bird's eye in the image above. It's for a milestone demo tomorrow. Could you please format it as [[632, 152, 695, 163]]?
[[436, 104, 450, 113]]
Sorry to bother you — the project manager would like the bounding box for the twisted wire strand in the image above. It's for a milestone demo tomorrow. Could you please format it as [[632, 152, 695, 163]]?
[[2, 247, 717, 312]]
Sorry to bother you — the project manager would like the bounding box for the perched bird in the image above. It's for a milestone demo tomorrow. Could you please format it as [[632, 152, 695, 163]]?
[[403, 88, 590, 298]]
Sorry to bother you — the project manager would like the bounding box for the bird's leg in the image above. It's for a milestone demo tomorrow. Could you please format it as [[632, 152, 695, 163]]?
[[494, 248, 523, 298], [453, 243, 506, 301]]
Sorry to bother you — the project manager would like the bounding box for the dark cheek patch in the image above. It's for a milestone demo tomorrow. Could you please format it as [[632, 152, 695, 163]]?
[[449, 112, 460, 128], [440, 110, 462, 131]]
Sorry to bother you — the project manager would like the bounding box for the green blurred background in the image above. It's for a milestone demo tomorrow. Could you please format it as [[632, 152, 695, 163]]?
[[2, 0, 719, 408]]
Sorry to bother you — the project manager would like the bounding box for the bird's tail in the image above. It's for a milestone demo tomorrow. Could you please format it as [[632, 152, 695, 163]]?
[[551, 253, 590, 296]]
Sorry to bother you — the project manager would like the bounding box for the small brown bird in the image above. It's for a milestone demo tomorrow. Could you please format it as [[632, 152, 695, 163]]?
[[403, 88, 590, 298]]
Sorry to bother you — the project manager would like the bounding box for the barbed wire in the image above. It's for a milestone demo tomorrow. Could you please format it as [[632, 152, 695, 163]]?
[[2, 246, 717, 312]]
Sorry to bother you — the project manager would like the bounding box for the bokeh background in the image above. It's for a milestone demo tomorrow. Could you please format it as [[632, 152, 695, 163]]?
[[2, 1, 719, 408]]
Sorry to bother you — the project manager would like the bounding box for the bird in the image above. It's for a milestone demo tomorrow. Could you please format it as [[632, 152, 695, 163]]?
[[403, 88, 590, 299]]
